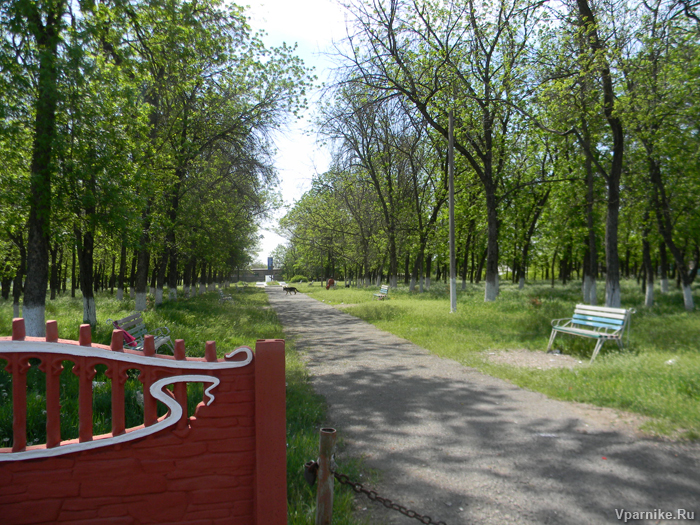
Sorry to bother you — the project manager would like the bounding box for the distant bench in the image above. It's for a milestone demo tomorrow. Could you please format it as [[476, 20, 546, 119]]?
[[108, 313, 174, 353], [547, 304, 635, 363], [374, 284, 389, 300]]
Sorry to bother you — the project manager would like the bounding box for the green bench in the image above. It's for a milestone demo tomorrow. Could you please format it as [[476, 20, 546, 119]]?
[[218, 289, 233, 302], [547, 304, 635, 363], [107, 313, 174, 353], [374, 284, 389, 300]]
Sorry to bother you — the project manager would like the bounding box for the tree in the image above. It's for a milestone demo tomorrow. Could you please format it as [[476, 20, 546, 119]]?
[[339, 0, 540, 300]]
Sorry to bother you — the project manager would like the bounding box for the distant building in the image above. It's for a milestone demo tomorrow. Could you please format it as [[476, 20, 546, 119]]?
[[237, 267, 283, 283]]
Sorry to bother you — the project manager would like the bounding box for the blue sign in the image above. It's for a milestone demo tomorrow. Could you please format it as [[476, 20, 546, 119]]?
[[267, 257, 273, 271]]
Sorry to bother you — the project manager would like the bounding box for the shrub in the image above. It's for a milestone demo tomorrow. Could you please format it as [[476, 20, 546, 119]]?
[[288, 275, 307, 283]]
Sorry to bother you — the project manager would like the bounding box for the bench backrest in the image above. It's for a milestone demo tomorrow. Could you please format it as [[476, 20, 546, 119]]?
[[380, 285, 389, 294], [115, 313, 148, 339], [572, 304, 629, 332]]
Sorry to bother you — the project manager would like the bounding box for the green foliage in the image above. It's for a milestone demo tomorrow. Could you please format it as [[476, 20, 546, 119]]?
[[288, 275, 308, 283], [0, 0, 312, 325]]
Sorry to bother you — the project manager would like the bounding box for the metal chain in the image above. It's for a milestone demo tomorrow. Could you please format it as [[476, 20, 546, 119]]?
[[333, 471, 447, 525]]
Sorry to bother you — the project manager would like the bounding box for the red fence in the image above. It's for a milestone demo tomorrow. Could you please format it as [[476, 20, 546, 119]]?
[[0, 318, 286, 524]]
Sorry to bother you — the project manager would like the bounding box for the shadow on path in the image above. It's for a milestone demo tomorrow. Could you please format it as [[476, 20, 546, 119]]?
[[267, 287, 700, 524]]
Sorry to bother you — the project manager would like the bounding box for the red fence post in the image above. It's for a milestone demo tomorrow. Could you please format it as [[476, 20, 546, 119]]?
[[9, 355, 28, 452], [174, 340, 188, 429], [254, 339, 287, 525], [141, 336, 158, 427]]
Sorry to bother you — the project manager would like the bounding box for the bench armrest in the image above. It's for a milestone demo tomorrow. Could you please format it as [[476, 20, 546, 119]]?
[[151, 326, 171, 338], [550, 318, 572, 328]]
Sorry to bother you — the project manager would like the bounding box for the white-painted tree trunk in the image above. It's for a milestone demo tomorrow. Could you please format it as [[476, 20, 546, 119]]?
[[660, 278, 669, 293], [83, 296, 96, 326], [135, 292, 147, 312], [409, 276, 416, 292], [606, 281, 621, 308], [376, 275, 382, 287], [170, 288, 177, 300], [24, 305, 45, 337], [484, 279, 498, 302], [200, 283, 206, 294], [155, 287, 163, 305], [518, 277, 525, 290], [645, 283, 654, 308], [425, 277, 430, 290], [116, 288, 124, 301], [682, 284, 694, 311], [13, 303, 20, 318], [149, 286, 155, 296], [584, 275, 597, 304], [419, 275, 424, 293], [130, 287, 135, 299]]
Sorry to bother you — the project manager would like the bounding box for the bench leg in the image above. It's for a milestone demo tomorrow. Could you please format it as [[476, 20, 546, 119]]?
[[546, 330, 558, 352], [590, 339, 605, 363]]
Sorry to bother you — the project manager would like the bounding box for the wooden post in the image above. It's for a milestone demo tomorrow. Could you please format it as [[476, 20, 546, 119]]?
[[315, 427, 337, 525]]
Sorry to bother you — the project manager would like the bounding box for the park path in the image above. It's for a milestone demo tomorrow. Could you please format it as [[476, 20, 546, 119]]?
[[266, 287, 700, 525]]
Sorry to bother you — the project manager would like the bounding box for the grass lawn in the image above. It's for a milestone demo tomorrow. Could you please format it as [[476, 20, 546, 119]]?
[[303, 278, 700, 440], [0, 288, 366, 524]]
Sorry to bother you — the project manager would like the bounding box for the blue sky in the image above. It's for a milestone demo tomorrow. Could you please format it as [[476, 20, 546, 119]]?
[[246, 0, 349, 262]]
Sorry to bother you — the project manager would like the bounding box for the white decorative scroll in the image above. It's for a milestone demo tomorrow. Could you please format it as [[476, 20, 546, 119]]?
[[0, 341, 254, 370], [0, 375, 220, 462]]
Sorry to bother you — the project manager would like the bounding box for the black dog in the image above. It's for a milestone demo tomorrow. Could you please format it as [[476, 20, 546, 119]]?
[[283, 286, 298, 295]]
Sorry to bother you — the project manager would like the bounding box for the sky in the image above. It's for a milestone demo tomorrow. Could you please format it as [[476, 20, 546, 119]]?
[[246, 0, 350, 263]]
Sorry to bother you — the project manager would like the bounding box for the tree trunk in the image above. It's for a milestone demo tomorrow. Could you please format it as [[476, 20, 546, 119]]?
[[425, 254, 432, 290], [659, 241, 669, 293], [647, 150, 694, 310], [71, 243, 76, 298], [49, 243, 58, 300], [23, 0, 64, 336], [110, 255, 116, 295], [130, 250, 137, 299], [155, 254, 167, 306], [461, 233, 470, 291], [576, 0, 623, 307], [642, 212, 654, 307], [75, 227, 96, 326], [135, 210, 151, 312], [58, 246, 64, 294], [199, 260, 207, 294], [484, 188, 499, 301], [117, 243, 127, 301]]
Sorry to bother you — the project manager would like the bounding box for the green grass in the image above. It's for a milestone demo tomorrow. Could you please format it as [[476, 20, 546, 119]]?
[[0, 288, 366, 524], [304, 279, 700, 440]]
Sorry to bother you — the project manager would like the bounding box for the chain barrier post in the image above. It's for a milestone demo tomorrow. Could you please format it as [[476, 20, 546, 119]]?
[[315, 427, 337, 525]]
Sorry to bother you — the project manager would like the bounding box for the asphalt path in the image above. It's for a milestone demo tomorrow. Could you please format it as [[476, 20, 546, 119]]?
[[266, 286, 700, 525]]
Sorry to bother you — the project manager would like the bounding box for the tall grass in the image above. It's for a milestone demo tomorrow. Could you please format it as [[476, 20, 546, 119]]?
[[0, 288, 366, 523], [305, 279, 700, 439]]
